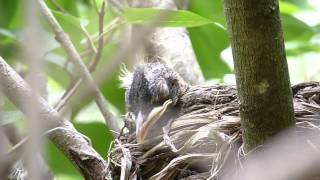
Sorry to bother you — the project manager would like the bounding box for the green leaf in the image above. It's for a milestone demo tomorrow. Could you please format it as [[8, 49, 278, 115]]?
[[44, 52, 72, 87], [49, 9, 86, 46], [189, 25, 231, 79], [281, 0, 314, 10], [0, 111, 23, 126], [123, 8, 220, 28], [46, 0, 79, 17], [55, 174, 83, 180], [74, 102, 105, 124], [51, 9, 83, 32], [188, 0, 231, 79], [189, 0, 226, 25], [280, 1, 300, 14], [286, 41, 320, 56], [0, 0, 20, 28], [90, 0, 104, 13], [281, 13, 315, 41], [8, 0, 23, 30]]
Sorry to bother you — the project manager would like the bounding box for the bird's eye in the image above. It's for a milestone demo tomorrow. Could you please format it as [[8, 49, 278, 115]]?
[[171, 79, 178, 86]]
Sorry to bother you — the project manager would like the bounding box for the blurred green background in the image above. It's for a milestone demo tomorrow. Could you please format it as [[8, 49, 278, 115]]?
[[0, 0, 319, 179]]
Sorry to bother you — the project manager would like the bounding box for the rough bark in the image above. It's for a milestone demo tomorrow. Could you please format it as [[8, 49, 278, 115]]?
[[223, 0, 295, 150], [0, 57, 108, 180], [130, 0, 205, 85]]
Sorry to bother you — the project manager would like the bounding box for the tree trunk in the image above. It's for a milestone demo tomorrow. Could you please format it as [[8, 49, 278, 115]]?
[[223, 0, 295, 151]]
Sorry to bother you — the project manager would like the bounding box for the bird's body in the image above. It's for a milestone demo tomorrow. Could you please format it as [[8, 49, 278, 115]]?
[[122, 62, 189, 143], [115, 64, 320, 179]]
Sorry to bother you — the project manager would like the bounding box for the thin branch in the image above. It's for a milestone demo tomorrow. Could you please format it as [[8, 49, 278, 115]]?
[[81, 25, 98, 55], [0, 56, 108, 180], [54, 29, 117, 114], [81, 17, 121, 55], [53, 2, 115, 114], [54, 80, 82, 112], [53, 2, 173, 138], [91, 1, 106, 71], [38, 0, 120, 135], [62, 10, 171, 119]]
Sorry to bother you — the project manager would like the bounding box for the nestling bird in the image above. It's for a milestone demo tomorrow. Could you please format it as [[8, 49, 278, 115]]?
[[121, 62, 189, 143], [115, 63, 320, 179]]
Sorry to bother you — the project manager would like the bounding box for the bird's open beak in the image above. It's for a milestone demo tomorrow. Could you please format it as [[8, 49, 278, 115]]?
[[136, 99, 173, 144]]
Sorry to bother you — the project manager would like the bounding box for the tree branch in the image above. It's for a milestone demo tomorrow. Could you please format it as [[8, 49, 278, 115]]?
[[54, 2, 114, 113], [37, 0, 120, 135], [0, 56, 108, 180]]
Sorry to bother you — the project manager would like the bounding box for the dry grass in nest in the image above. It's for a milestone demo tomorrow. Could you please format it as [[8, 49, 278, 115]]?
[[107, 82, 320, 180]]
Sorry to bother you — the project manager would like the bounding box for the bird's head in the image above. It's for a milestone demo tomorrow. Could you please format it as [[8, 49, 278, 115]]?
[[120, 62, 189, 143]]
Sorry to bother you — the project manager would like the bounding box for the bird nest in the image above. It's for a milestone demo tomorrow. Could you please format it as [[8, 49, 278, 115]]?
[[107, 82, 320, 180]]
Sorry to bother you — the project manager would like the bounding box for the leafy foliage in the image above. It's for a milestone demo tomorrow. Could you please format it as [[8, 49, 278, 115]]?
[[123, 8, 216, 27], [0, 0, 319, 179]]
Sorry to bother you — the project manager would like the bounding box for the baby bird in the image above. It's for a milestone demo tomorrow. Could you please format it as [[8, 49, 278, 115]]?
[[121, 62, 189, 143]]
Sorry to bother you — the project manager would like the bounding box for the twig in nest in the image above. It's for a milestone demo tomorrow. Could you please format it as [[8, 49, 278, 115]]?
[[115, 139, 132, 180]]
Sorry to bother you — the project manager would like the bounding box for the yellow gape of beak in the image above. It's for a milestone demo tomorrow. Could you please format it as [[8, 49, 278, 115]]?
[[136, 99, 173, 144]]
